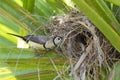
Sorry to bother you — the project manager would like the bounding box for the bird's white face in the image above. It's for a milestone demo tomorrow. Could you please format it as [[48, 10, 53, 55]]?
[[54, 36, 63, 45]]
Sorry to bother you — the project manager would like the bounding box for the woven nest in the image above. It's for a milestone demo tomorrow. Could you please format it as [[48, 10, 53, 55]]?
[[47, 11, 120, 79]]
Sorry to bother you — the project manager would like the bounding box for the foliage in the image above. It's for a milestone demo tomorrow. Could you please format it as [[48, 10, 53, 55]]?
[[0, 0, 69, 79]]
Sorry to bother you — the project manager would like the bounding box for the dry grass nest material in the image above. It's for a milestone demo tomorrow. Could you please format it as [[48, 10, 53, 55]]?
[[48, 11, 120, 79]]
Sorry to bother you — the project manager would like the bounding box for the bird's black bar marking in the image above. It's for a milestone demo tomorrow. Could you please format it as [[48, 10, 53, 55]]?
[[43, 43, 51, 50], [53, 36, 57, 47], [43, 43, 47, 49]]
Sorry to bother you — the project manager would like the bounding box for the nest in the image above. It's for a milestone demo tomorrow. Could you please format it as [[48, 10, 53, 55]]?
[[47, 11, 120, 80]]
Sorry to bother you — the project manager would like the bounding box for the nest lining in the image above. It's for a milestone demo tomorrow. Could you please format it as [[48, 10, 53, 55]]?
[[47, 11, 120, 80]]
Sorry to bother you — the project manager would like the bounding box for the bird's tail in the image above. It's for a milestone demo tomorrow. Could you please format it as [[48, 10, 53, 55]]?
[[7, 33, 24, 39]]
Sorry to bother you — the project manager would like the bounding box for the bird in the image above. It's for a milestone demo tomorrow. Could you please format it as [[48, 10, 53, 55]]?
[[7, 33, 63, 50]]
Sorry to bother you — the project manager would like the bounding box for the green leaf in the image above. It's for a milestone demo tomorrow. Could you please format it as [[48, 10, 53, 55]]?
[[112, 62, 120, 80], [106, 0, 120, 6], [22, 0, 35, 13]]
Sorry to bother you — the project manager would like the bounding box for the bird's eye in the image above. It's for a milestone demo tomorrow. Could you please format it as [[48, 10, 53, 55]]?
[[57, 37, 61, 40]]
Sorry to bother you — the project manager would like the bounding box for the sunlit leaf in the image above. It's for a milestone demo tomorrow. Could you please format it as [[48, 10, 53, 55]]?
[[106, 0, 120, 6]]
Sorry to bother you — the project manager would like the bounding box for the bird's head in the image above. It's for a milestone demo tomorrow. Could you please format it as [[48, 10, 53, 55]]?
[[53, 36, 63, 46]]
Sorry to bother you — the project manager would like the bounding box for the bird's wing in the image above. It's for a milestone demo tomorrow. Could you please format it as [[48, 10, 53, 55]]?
[[24, 35, 50, 44]]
